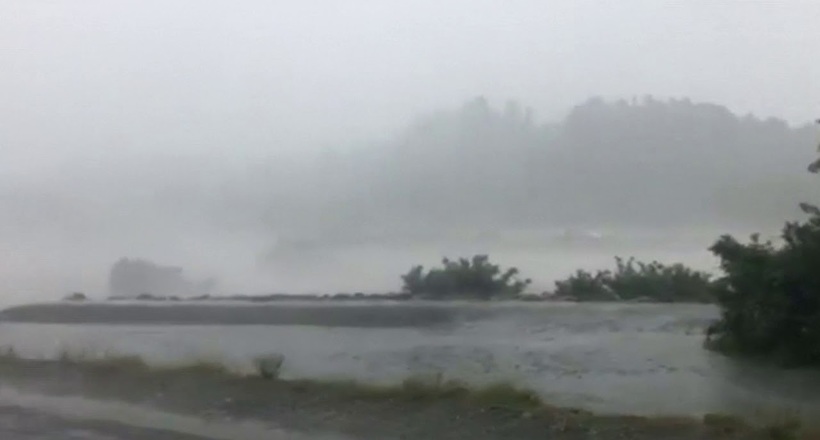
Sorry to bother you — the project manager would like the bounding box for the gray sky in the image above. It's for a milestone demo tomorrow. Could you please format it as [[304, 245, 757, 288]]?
[[3, 1, 819, 166], [1, 0, 820, 299]]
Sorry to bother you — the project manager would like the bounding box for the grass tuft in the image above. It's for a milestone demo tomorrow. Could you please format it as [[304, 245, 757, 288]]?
[[703, 412, 746, 435], [252, 353, 285, 380], [470, 382, 543, 410], [157, 359, 230, 376], [764, 417, 801, 440]]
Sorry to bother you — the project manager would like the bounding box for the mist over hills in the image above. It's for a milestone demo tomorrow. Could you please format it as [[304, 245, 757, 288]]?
[[251, 96, 816, 242], [1, 96, 816, 296], [5, 96, 816, 242]]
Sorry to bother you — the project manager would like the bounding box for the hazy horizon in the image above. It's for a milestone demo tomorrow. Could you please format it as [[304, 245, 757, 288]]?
[[2, 0, 820, 300]]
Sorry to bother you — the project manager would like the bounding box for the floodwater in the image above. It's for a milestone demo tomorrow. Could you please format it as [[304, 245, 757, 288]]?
[[1, 302, 820, 419]]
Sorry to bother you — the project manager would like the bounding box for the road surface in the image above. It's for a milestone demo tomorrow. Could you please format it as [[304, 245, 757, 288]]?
[[0, 405, 210, 440]]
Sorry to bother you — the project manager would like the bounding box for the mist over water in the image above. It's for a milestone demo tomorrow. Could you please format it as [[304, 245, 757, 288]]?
[[0, 230, 719, 301], [0, 97, 809, 300], [3, 1, 820, 300], [260, 238, 718, 294]]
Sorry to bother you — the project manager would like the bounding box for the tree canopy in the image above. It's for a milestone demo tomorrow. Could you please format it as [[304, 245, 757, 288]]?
[[705, 125, 820, 365], [256, 97, 815, 241], [553, 257, 713, 303], [401, 255, 531, 299]]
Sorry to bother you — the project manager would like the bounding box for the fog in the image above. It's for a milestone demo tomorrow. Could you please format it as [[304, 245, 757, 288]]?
[[2, 0, 820, 300]]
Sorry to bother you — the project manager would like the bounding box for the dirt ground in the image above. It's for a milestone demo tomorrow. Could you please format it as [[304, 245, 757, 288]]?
[[0, 404, 214, 440], [0, 358, 791, 440]]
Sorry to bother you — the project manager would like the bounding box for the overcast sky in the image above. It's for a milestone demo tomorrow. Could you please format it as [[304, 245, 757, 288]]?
[[3, 1, 819, 166], [1, 0, 819, 298]]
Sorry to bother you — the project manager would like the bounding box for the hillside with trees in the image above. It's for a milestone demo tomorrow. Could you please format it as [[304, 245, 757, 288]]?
[[251, 97, 816, 243]]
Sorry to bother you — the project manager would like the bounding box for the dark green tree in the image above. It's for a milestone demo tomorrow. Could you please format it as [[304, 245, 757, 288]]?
[[400, 255, 531, 299], [706, 123, 820, 365], [553, 257, 712, 303]]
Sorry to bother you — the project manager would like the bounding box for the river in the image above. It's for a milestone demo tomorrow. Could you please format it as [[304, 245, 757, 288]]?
[[1, 302, 819, 419]]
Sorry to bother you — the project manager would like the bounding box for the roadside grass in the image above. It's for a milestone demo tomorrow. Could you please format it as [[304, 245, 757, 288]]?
[[0, 348, 543, 410], [0, 347, 813, 439]]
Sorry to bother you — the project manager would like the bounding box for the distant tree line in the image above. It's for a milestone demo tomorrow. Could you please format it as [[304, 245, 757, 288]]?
[[399, 254, 713, 303], [401, 255, 531, 299], [553, 257, 713, 303], [254, 96, 815, 240]]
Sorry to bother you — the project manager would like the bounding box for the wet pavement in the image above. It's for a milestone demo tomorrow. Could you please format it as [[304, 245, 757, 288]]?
[[0, 405, 209, 440]]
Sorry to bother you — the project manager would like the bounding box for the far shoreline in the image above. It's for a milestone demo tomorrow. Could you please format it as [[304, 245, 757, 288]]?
[[0, 299, 716, 327], [89, 290, 715, 304]]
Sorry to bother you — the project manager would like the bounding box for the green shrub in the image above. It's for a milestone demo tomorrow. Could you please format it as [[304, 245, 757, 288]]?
[[554, 257, 713, 302], [470, 382, 542, 410], [707, 209, 820, 365], [401, 255, 531, 299], [707, 132, 820, 366], [765, 417, 801, 440], [253, 354, 285, 380]]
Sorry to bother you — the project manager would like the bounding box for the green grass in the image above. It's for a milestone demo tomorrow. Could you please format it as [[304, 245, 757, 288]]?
[[272, 375, 540, 411], [0, 348, 813, 438], [0, 347, 544, 410], [703, 413, 746, 435], [54, 348, 150, 372], [761, 414, 802, 440], [155, 359, 231, 376], [703, 412, 805, 440], [469, 382, 543, 409]]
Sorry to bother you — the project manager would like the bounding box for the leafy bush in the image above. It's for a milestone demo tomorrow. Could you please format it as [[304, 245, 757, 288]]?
[[706, 208, 820, 365], [400, 255, 531, 299], [253, 353, 285, 380], [706, 131, 820, 366], [553, 257, 713, 302]]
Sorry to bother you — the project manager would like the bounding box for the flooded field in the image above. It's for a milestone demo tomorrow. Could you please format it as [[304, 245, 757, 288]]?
[[1, 302, 819, 418]]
